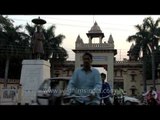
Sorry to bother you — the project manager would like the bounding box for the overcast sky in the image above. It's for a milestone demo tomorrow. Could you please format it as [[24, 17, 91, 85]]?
[[6, 15, 160, 61]]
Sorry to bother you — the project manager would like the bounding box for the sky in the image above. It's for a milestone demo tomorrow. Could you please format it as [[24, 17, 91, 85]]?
[[6, 15, 160, 62]]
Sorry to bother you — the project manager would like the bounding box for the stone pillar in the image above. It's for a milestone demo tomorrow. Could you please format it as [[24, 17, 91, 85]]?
[[89, 37, 92, 44], [107, 53, 114, 90], [75, 53, 82, 69], [20, 60, 50, 105], [99, 37, 102, 44]]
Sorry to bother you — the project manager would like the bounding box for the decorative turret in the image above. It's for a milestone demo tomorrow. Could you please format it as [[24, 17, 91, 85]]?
[[75, 35, 83, 48], [127, 43, 135, 56], [88, 21, 103, 33], [127, 43, 137, 61], [86, 21, 104, 44], [76, 35, 83, 44], [129, 43, 134, 50], [108, 34, 114, 44]]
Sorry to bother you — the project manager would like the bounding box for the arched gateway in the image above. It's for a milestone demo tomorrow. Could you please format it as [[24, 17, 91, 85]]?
[[72, 22, 117, 89]]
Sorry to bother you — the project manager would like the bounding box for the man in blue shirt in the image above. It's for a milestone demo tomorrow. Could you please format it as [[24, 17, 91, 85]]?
[[66, 52, 102, 105]]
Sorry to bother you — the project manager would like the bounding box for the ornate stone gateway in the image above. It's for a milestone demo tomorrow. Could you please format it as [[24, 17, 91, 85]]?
[[73, 22, 117, 89]]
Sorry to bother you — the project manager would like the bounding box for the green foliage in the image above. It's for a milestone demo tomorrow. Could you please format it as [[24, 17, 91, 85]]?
[[25, 23, 68, 61], [0, 16, 69, 80]]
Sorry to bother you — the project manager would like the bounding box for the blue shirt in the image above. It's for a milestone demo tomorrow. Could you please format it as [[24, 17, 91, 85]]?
[[100, 82, 111, 98], [66, 67, 102, 105]]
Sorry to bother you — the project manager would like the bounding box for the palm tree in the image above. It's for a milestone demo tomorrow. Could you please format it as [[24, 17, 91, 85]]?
[[42, 26, 68, 77], [0, 15, 30, 87], [127, 24, 150, 92], [25, 23, 68, 77], [143, 17, 160, 89]]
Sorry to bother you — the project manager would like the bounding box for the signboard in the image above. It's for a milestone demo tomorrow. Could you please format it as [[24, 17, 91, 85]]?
[[2, 88, 17, 99], [93, 56, 107, 61]]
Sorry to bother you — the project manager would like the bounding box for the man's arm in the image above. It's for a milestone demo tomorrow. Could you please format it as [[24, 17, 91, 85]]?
[[142, 91, 149, 96], [65, 69, 78, 96], [106, 83, 112, 95], [120, 89, 125, 95], [90, 69, 102, 96]]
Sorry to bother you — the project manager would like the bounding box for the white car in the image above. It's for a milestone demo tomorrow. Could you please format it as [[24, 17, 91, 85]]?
[[36, 77, 70, 105], [109, 95, 141, 105], [123, 95, 141, 105]]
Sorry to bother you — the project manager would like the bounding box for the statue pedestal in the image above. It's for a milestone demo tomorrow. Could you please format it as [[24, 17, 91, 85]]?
[[20, 60, 50, 105]]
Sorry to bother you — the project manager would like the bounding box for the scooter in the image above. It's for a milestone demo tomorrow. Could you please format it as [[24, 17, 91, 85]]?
[[62, 94, 112, 105], [62, 95, 92, 105], [99, 95, 112, 105]]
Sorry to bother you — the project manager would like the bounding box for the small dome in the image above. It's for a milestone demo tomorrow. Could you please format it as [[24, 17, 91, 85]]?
[[88, 21, 102, 33], [76, 35, 83, 43], [108, 34, 114, 44]]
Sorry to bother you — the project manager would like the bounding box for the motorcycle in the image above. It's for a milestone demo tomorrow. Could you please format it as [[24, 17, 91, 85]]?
[[62, 95, 91, 105]]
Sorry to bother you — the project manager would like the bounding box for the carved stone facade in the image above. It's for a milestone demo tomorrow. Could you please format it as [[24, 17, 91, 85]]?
[[73, 22, 117, 89]]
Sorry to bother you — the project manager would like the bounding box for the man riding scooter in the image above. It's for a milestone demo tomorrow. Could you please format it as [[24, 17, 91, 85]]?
[[100, 73, 112, 105], [113, 86, 125, 105], [142, 87, 158, 105]]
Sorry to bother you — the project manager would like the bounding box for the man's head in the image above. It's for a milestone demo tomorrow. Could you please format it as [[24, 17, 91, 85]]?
[[82, 52, 93, 69], [101, 73, 106, 82]]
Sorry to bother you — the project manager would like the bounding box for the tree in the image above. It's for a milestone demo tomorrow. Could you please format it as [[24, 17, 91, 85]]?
[[0, 15, 30, 87], [127, 24, 150, 92], [127, 17, 160, 91], [143, 17, 160, 89], [25, 23, 68, 77]]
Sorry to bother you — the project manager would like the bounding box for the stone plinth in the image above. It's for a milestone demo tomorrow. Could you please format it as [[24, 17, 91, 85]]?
[[20, 60, 50, 105]]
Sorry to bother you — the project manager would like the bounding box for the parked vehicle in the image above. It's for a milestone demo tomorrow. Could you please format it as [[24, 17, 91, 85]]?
[[123, 95, 141, 105], [111, 95, 141, 105], [36, 77, 70, 105], [62, 95, 91, 105]]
